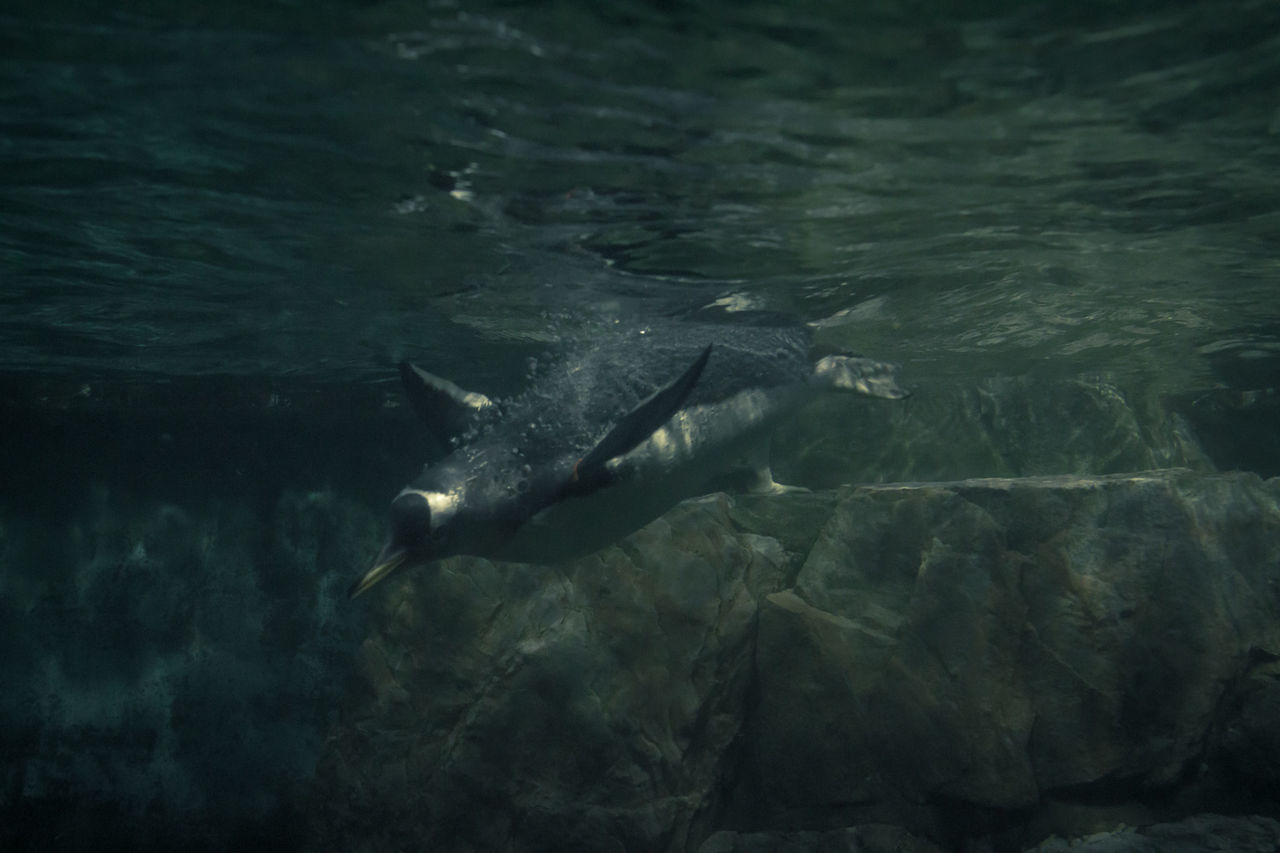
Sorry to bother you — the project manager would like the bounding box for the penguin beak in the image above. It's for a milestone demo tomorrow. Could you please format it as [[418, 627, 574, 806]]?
[[348, 546, 407, 599]]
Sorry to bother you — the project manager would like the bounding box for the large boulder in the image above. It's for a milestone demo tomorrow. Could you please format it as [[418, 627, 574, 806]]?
[[312, 493, 807, 852], [742, 470, 1280, 845], [311, 470, 1280, 851], [1027, 813, 1280, 852]]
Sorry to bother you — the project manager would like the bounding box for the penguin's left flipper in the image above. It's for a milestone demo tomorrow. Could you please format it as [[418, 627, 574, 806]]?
[[570, 344, 712, 491]]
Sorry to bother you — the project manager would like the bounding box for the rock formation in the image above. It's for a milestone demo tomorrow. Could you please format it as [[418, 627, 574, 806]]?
[[310, 469, 1280, 851]]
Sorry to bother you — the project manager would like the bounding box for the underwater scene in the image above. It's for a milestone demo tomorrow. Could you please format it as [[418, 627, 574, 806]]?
[[2, 0, 1279, 850]]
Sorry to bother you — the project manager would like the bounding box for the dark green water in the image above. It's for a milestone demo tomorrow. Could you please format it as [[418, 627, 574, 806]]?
[[4, 0, 1277, 390], [2, 1, 1278, 850]]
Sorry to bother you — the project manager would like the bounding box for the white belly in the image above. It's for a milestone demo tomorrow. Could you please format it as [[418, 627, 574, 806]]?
[[494, 384, 813, 563]]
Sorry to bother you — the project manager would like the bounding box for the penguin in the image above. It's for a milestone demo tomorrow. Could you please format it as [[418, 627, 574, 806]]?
[[349, 323, 907, 598]]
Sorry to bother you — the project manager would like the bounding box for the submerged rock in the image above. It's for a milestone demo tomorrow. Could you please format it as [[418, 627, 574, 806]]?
[[743, 470, 1280, 843], [311, 470, 1280, 851], [314, 493, 801, 852], [699, 823, 945, 853], [1027, 813, 1280, 852]]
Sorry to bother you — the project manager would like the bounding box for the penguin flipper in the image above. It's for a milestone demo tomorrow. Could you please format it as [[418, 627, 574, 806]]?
[[399, 361, 494, 447], [572, 344, 712, 486]]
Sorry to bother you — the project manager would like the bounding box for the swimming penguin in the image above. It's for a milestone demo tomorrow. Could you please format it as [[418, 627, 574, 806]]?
[[349, 323, 907, 598]]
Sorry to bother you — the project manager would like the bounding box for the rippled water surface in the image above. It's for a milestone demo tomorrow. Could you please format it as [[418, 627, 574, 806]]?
[[2, 0, 1277, 394]]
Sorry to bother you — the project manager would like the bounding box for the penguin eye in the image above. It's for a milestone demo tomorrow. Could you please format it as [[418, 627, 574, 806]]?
[[390, 493, 432, 543]]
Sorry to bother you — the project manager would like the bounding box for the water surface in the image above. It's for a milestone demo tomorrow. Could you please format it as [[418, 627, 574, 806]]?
[[3, 0, 1276, 396]]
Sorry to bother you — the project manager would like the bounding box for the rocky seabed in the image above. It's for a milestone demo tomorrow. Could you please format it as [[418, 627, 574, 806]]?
[[311, 469, 1280, 852]]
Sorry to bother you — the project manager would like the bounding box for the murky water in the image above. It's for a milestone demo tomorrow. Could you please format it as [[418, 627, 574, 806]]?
[[3, 0, 1276, 393]]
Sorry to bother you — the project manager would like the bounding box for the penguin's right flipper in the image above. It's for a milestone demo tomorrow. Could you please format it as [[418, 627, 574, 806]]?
[[399, 361, 494, 447], [571, 344, 712, 488]]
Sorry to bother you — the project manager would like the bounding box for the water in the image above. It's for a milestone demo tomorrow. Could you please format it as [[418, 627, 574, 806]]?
[[3, 0, 1276, 391], [2, 0, 1279, 849]]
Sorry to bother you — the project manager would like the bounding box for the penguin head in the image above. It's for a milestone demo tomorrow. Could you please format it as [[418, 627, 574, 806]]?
[[348, 489, 455, 598]]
